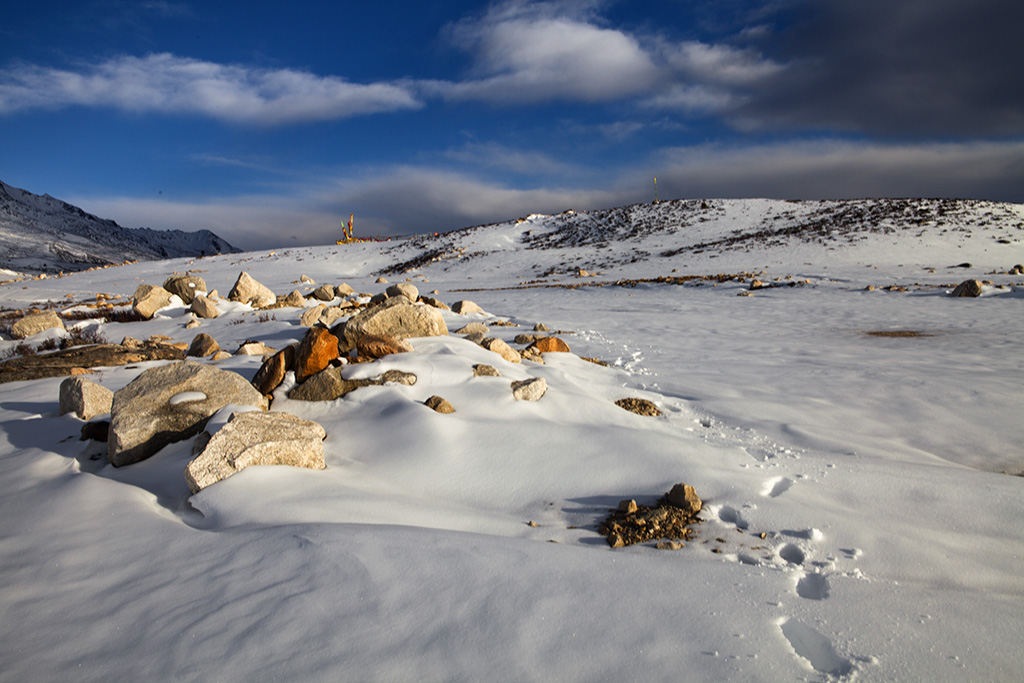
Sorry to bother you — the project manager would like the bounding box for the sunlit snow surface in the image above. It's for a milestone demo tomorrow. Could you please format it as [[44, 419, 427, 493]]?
[[2, 199, 1023, 681]]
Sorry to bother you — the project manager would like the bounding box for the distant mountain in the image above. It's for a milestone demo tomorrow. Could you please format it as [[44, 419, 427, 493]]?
[[0, 180, 239, 275]]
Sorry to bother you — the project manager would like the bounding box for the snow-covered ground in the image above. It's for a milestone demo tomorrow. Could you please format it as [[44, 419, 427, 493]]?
[[1, 198, 1022, 681]]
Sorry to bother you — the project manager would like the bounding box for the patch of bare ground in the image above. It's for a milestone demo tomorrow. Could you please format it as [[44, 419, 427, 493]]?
[[864, 330, 934, 338], [599, 484, 703, 548]]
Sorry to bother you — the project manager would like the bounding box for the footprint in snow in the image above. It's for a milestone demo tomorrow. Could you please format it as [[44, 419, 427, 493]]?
[[795, 572, 830, 600], [762, 476, 793, 497], [779, 618, 853, 677], [778, 543, 806, 565]]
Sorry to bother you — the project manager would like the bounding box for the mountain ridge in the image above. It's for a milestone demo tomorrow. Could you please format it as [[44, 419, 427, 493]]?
[[0, 180, 239, 275]]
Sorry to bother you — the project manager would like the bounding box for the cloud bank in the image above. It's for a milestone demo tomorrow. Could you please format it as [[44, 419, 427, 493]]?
[[0, 53, 422, 124]]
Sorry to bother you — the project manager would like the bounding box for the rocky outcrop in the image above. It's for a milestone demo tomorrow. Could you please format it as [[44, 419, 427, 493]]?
[[163, 275, 206, 304], [59, 376, 113, 420], [342, 297, 448, 346], [132, 284, 173, 319], [0, 341, 185, 384], [185, 411, 326, 493], [108, 361, 268, 467], [11, 311, 65, 339], [228, 271, 276, 308]]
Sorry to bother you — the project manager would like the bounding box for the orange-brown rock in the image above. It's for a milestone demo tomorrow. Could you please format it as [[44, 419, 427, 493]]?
[[531, 336, 571, 353], [294, 327, 340, 384]]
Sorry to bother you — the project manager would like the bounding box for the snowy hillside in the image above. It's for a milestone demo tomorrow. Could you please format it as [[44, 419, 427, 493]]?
[[1, 197, 1022, 682], [0, 180, 239, 276]]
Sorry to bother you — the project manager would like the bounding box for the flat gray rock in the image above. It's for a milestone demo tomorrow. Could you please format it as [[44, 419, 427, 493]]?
[[108, 361, 269, 467], [185, 411, 326, 493]]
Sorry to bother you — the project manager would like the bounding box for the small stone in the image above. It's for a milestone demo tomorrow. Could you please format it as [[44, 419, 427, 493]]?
[[300, 305, 327, 327], [615, 398, 662, 417], [533, 323, 549, 332], [132, 284, 173, 319], [386, 283, 419, 302], [455, 322, 489, 335], [312, 284, 336, 301], [282, 290, 306, 307], [511, 377, 547, 401], [451, 300, 484, 315], [211, 351, 231, 361], [607, 532, 626, 548], [481, 337, 521, 364], [950, 280, 983, 298], [530, 337, 570, 353], [228, 272, 276, 308], [664, 483, 702, 515], [527, 520, 539, 527], [234, 341, 276, 356], [300, 274, 315, 284], [185, 318, 202, 329], [424, 395, 455, 414], [375, 276, 388, 284], [335, 283, 355, 297], [513, 334, 540, 345], [186, 333, 220, 358], [473, 364, 501, 377], [618, 499, 638, 514], [655, 541, 684, 551]]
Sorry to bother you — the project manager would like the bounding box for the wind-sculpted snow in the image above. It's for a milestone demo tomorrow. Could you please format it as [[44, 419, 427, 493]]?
[[0, 196, 1023, 681]]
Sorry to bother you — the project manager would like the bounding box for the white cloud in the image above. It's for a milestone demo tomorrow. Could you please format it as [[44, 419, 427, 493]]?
[[666, 41, 784, 87], [437, 4, 660, 103], [0, 53, 422, 124]]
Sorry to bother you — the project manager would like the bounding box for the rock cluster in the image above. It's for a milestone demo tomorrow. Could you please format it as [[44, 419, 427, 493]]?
[[42, 271, 650, 504], [599, 483, 703, 548]]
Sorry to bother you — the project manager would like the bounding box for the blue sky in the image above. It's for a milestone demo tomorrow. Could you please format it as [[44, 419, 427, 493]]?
[[2, 0, 1022, 249]]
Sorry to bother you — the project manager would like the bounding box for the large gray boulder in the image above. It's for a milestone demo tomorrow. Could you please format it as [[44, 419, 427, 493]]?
[[132, 284, 174, 319], [342, 297, 448, 347], [163, 275, 207, 305], [108, 361, 269, 467], [59, 376, 113, 420], [228, 271, 276, 308], [11, 311, 65, 339], [184, 411, 326, 493]]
